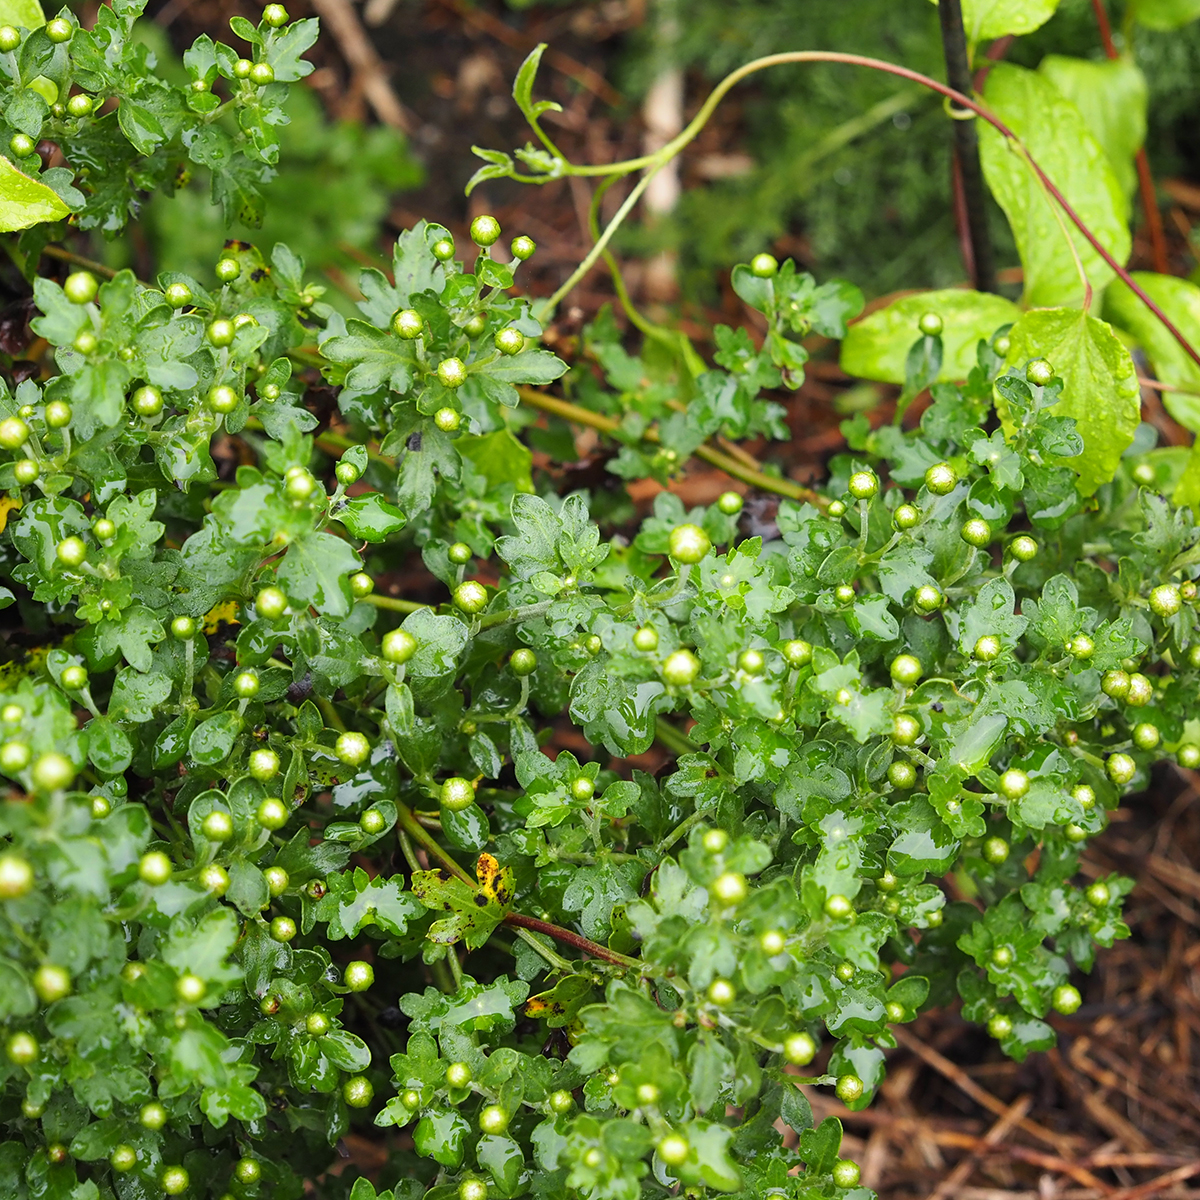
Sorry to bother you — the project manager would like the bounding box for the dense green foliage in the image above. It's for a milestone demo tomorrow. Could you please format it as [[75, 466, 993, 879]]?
[[2, 1, 1200, 1199]]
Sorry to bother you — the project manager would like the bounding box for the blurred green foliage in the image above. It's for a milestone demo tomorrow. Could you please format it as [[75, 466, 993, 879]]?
[[608, 0, 1200, 299], [101, 22, 423, 308], [139, 86, 423, 300]]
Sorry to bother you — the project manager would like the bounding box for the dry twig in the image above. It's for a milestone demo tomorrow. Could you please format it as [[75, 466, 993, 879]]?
[[307, 0, 419, 133], [925, 1095, 1033, 1200]]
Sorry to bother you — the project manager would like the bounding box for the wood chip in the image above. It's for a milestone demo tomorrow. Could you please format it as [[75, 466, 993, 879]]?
[[925, 1095, 1033, 1200], [308, 0, 419, 133]]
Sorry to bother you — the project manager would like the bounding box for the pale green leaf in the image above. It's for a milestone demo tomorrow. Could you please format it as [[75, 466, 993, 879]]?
[[1000, 307, 1139, 493], [929, 0, 1059, 39], [1038, 56, 1146, 203], [1103, 272, 1200, 430], [512, 43, 561, 122], [0, 0, 43, 27], [277, 530, 361, 618], [1128, 0, 1200, 29], [839, 289, 1019, 384], [163, 908, 240, 980], [0, 156, 71, 232], [1172, 439, 1200, 510], [979, 64, 1130, 309], [336, 493, 408, 543], [456, 430, 534, 494]]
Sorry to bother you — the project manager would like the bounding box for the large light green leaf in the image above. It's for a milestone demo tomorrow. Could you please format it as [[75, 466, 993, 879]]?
[[278, 530, 361, 617], [1104, 273, 1200, 432], [928, 0, 1060, 39], [1173, 441, 1200, 510], [839, 289, 1020, 384], [979, 64, 1130, 309], [1038, 56, 1146, 203], [0, 156, 70, 232], [1000, 307, 1140, 493], [1128, 0, 1200, 29], [0, 0, 43, 27], [456, 430, 534, 494]]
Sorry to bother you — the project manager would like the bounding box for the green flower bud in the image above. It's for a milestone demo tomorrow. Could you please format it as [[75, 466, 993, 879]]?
[[847, 470, 878, 500], [924, 463, 957, 495], [248, 744, 278, 782], [750, 252, 778, 277], [470, 215, 501, 246], [440, 777, 475, 811], [668, 523, 711, 564]]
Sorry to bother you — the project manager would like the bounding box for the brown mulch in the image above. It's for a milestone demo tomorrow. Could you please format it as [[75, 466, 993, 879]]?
[[799, 767, 1200, 1200]]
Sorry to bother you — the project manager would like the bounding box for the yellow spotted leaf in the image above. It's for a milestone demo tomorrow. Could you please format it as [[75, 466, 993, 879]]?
[[202, 599, 242, 634], [475, 852, 514, 908], [0, 495, 21, 534]]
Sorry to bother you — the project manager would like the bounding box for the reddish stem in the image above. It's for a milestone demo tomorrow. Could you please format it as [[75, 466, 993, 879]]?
[[1091, 0, 1170, 274], [785, 51, 1200, 369], [504, 911, 641, 969], [1091, 0, 1118, 54], [950, 151, 975, 284], [972, 35, 1013, 93], [1134, 147, 1170, 276]]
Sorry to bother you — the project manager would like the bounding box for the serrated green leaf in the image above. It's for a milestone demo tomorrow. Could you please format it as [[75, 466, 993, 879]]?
[[336, 493, 408, 542], [1104, 272, 1200, 431], [980, 64, 1130, 308], [278, 530, 360, 617], [840, 289, 1019, 384], [313, 869, 424, 940], [0, 156, 71, 232], [999, 307, 1139, 493], [1039, 55, 1146, 201], [457, 429, 534, 494]]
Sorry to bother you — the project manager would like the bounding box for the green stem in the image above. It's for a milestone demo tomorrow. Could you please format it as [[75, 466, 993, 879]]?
[[655, 808, 708, 857], [396, 801, 474, 884], [40, 244, 119, 279], [696, 442, 814, 502], [504, 911, 642, 970], [513, 926, 577, 973], [654, 717, 702, 757], [316, 696, 346, 733], [515, 386, 822, 505], [586, 177, 708, 380], [307, 425, 395, 468], [181, 637, 197, 712], [447, 947, 464, 989], [397, 827, 422, 874], [601, 241, 701, 367], [430, 957, 456, 994], [365, 594, 428, 614], [507, 674, 531, 719], [536, 168, 661, 321], [479, 599, 554, 630], [523, 46, 1200, 370], [395, 801, 643, 969]]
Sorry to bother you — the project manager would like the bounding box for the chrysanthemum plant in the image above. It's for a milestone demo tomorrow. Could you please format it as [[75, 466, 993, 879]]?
[[2, 1, 1200, 1198]]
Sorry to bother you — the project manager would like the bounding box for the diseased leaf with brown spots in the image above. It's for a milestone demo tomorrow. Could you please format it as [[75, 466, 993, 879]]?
[[524, 974, 597, 1028], [410, 855, 511, 951], [475, 852, 514, 909]]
